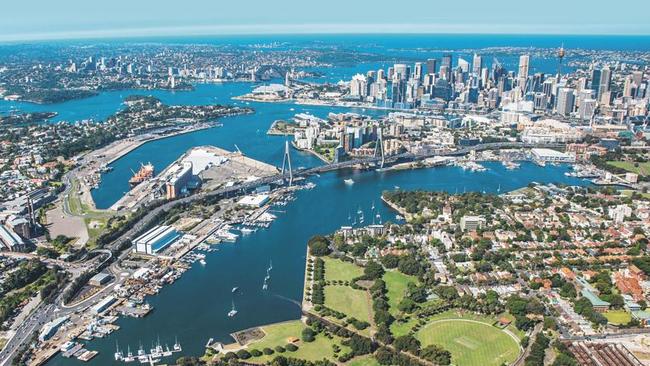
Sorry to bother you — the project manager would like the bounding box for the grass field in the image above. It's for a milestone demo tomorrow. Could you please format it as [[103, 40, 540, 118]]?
[[324, 286, 372, 324], [323, 257, 363, 282], [383, 270, 418, 315], [416, 319, 520, 366], [246, 320, 348, 363], [607, 161, 650, 176], [348, 355, 380, 366], [604, 310, 632, 325]]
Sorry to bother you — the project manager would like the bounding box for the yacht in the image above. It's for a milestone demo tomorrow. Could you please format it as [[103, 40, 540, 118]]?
[[199, 259, 207, 266], [344, 178, 354, 185]]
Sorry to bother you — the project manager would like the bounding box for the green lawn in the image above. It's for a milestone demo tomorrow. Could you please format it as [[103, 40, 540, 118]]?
[[324, 286, 372, 324], [347, 355, 380, 366], [607, 161, 650, 176], [604, 310, 632, 325], [390, 316, 418, 337], [383, 270, 417, 315], [245, 320, 348, 363], [323, 257, 363, 282], [416, 318, 520, 366]]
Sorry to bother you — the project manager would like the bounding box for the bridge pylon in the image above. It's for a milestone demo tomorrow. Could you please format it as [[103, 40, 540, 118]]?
[[374, 127, 385, 168], [281, 140, 293, 186]]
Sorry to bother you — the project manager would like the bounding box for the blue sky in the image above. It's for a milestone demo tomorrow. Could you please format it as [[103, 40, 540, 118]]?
[[2, 0, 649, 41]]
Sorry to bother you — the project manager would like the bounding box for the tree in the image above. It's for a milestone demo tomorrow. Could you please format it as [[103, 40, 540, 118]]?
[[364, 261, 385, 279], [420, 344, 451, 365], [393, 335, 420, 354], [308, 236, 331, 256], [398, 256, 422, 276], [302, 327, 316, 342], [381, 254, 400, 268]]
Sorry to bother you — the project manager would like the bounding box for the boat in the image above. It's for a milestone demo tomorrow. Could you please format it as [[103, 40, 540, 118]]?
[[228, 301, 238, 317], [129, 163, 154, 188], [240, 227, 256, 234], [124, 346, 135, 362], [344, 178, 354, 185], [199, 259, 206, 265], [115, 342, 124, 361], [395, 214, 404, 220], [173, 338, 182, 352], [232, 287, 239, 293]]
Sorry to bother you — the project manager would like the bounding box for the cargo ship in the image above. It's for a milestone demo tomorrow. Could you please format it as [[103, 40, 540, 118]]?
[[129, 163, 154, 188]]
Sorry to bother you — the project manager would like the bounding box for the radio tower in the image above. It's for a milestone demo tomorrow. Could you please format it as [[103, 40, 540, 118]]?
[[557, 44, 566, 80]]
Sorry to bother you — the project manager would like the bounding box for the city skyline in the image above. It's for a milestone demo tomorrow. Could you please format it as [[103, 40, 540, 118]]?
[[1, 0, 650, 42]]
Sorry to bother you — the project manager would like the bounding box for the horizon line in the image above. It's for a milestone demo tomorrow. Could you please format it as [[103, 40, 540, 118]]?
[[1, 23, 649, 44]]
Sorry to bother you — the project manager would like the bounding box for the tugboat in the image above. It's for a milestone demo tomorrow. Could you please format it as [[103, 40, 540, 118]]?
[[129, 163, 154, 188]]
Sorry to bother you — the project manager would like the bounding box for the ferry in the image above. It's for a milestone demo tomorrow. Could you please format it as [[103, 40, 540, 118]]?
[[129, 163, 154, 188]]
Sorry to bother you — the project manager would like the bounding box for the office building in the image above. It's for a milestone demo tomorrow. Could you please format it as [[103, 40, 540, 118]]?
[[556, 87, 575, 116], [472, 54, 482, 76], [598, 66, 612, 99], [426, 58, 437, 75]]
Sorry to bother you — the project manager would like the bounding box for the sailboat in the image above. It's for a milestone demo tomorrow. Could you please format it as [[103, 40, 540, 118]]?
[[124, 346, 135, 362], [268, 260, 273, 271], [228, 300, 238, 317], [497, 184, 501, 193], [173, 338, 182, 352], [114, 342, 123, 361]]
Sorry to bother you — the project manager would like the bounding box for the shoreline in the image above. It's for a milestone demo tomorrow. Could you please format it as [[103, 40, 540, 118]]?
[[290, 141, 331, 164]]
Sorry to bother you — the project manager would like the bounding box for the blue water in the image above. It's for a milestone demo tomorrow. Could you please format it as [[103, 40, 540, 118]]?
[[0, 34, 617, 365]]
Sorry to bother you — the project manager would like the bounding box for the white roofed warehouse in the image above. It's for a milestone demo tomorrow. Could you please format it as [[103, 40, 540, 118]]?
[[133, 225, 181, 255]]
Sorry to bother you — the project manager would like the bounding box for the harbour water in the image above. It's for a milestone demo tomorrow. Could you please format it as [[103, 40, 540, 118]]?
[[0, 34, 625, 364]]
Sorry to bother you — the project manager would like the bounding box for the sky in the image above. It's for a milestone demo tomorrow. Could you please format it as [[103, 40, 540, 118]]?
[[1, 0, 649, 42]]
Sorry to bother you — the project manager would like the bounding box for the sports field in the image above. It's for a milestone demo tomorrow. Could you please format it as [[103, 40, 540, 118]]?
[[416, 319, 520, 366]]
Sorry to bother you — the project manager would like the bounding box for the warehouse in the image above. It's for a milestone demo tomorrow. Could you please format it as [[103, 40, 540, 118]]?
[[133, 225, 181, 255], [531, 148, 576, 163]]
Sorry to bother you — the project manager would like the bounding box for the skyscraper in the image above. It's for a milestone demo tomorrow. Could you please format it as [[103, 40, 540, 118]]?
[[556, 87, 575, 116], [518, 55, 530, 80], [426, 58, 437, 75], [414, 62, 423, 82], [441, 54, 452, 80], [598, 66, 612, 99], [472, 54, 482, 76], [590, 68, 601, 96]]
